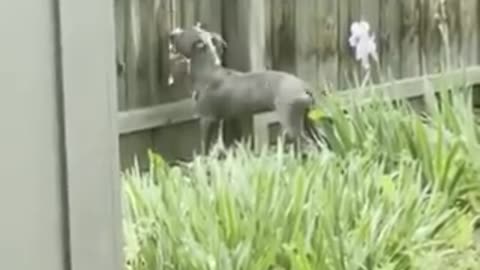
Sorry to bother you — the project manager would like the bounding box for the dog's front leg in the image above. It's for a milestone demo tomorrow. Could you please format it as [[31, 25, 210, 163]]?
[[200, 117, 213, 155], [200, 117, 219, 155]]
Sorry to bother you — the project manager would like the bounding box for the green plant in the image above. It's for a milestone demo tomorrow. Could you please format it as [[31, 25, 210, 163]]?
[[122, 84, 480, 269]]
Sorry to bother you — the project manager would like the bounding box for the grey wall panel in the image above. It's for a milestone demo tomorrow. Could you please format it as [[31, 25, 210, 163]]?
[[0, 1, 67, 270], [57, 0, 123, 268], [0, 0, 123, 270]]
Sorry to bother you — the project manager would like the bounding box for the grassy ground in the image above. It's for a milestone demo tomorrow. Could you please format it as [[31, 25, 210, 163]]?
[[121, 84, 480, 269]]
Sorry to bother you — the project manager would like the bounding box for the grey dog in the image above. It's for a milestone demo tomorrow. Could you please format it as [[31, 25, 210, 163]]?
[[169, 24, 328, 155]]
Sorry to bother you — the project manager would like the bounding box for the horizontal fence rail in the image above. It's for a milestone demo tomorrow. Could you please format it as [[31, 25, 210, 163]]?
[[118, 66, 480, 134], [118, 98, 196, 135]]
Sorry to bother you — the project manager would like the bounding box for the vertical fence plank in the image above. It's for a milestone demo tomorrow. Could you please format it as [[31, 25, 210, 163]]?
[[156, 0, 172, 99], [338, 0, 362, 89], [135, 0, 156, 105], [411, 0, 432, 112], [180, 0, 196, 27], [400, 0, 421, 78], [270, 0, 296, 74], [264, 0, 273, 69], [119, 0, 154, 169], [170, 0, 181, 28], [337, 0, 348, 89], [457, 0, 478, 67], [146, 0, 161, 104], [316, 0, 339, 91], [197, 0, 222, 33], [379, 0, 402, 80], [223, 0, 265, 71], [445, 0, 462, 69], [360, 0, 380, 32], [221, 0, 266, 147], [125, 0, 140, 106], [295, 0, 320, 89], [478, 1, 480, 65], [419, 0, 442, 75]]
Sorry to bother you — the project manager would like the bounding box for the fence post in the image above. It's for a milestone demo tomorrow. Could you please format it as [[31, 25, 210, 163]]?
[[221, 0, 266, 149]]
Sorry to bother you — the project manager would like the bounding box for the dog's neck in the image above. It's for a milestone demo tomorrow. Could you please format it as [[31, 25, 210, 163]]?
[[191, 52, 219, 70], [190, 54, 223, 88]]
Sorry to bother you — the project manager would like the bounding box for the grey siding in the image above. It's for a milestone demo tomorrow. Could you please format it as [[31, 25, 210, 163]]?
[[0, 1, 67, 270], [0, 1, 122, 270]]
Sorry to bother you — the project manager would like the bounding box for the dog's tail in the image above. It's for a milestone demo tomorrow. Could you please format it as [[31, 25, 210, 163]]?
[[302, 87, 332, 151], [303, 110, 332, 151]]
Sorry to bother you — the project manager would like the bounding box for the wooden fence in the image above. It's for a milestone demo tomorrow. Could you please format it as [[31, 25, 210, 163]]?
[[114, 0, 480, 170]]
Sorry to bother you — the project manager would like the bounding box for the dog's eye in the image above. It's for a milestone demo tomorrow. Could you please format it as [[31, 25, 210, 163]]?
[[194, 40, 206, 50]]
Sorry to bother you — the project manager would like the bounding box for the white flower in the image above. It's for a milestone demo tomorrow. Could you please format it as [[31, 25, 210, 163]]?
[[348, 21, 378, 70]]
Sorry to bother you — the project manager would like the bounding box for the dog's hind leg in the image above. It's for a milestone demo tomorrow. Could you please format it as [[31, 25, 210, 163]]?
[[276, 98, 312, 156]]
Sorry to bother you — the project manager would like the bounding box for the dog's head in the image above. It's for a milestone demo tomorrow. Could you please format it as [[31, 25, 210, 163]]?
[[169, 22, 227, 66]]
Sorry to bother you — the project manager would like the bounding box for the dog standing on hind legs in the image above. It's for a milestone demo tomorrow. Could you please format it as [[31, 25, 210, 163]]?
[[169, 24, 329, 156]]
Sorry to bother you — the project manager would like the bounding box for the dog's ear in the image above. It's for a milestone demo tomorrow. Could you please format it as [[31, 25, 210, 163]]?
[[193, 22, 226, 50], [210, 32, 227, 50], [208, 32, 227, 58]]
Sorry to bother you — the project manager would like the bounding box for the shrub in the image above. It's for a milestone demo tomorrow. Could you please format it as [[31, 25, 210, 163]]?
[[122, 86, 480, 270]]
